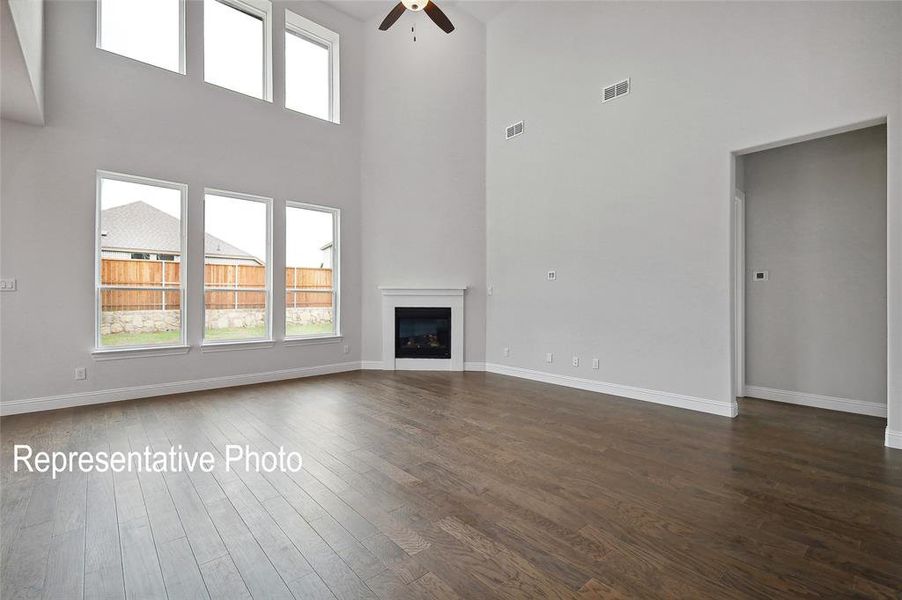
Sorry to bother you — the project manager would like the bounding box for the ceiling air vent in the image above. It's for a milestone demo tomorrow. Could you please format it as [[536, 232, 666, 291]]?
[[505, 120, 524, 140], [602, 78, 630, 103]]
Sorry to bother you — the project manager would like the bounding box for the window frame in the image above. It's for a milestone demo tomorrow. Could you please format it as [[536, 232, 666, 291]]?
[[203, 0, 274, 102], [284, 10, 341, 124], [94, 170, 189, 353], [284, 201, 341, 340], [202, 188, 274, 346], [95, 0, 187, 74]]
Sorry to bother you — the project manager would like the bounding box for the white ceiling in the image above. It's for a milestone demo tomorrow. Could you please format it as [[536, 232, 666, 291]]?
[[324, 1, 511, 24]]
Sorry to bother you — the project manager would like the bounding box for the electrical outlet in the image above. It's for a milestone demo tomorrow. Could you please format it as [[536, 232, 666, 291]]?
[[74, 367, 87, 381], [571, 356, 579, 368], [0, 278, 16, 291], [488, 285, 494, 296], [592, 358, 600, 370], [503, 347, 510, 357], [545, 352, 553, 363], [546, 271, 556, 281], [343, 344, 350, 354]]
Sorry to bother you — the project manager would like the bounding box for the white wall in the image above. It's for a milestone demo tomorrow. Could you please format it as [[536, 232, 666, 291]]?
[[485, 2, 901, 425], [0, 0, 364, 408], [360, 7, 486, 365], [1, 0, 45, 124], [744, 125, 887, 406]]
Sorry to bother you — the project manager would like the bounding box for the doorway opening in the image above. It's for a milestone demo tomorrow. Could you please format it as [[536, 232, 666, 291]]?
[[731, 120, 888, 424]]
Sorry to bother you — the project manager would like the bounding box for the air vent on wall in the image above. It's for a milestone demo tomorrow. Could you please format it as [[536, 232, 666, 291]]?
[[505, 120, 524, 140], [602, 78, 630, 103]]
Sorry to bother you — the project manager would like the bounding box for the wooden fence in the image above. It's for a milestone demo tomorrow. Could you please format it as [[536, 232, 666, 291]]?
[[100, 259, 333, 311]]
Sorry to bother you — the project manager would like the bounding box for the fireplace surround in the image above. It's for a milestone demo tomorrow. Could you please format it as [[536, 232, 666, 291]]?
[[380, 287, 466, 370]]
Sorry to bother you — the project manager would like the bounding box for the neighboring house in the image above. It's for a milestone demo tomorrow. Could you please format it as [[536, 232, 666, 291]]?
[[101, 201, 262, 265], [320, 242, 333, 269]]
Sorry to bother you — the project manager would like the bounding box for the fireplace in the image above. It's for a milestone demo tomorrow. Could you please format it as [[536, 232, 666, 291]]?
[[395, 307, 451, 359], [380, 287, 465, 371]]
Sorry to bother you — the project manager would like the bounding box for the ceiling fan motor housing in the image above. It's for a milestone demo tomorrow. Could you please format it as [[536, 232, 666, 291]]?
[[402, 0, 427, 11]]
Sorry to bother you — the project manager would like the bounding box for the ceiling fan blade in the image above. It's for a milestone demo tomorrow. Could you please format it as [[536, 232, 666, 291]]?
[[424, 1, 454, 33], [379, 2, 406, 31]]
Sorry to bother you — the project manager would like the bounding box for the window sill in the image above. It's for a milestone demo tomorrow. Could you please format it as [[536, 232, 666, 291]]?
[[201, 339, 275, 353], [92, 345, 190, 361], [283, 335, 343, 347]]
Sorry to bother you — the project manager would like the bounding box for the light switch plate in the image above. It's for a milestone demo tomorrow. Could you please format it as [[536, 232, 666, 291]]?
[[0, 278, 16, 291], [545, 352, 553, 363]]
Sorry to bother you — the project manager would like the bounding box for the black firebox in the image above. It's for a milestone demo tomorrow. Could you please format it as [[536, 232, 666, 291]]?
[[395, 307, 451, 359]]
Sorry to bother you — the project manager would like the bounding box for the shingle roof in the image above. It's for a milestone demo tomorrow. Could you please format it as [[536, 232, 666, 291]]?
[[101, 201, 257, 260]]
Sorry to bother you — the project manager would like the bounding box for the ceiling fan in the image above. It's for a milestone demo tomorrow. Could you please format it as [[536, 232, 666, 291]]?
[[379, 0, 455, 34]]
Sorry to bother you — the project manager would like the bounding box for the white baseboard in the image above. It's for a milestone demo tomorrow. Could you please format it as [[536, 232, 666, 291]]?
[[360, 360, 486, 372], [0, 361, 362, 416], [744, 385, 886, 417], [886, 428, 902, 450], [484, 363, 737, 418]]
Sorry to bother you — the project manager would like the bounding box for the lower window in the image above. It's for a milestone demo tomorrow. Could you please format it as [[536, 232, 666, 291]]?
[[203, 190, 272, 342], [285, 202, 339, 338], [96, 172, 187, 349]]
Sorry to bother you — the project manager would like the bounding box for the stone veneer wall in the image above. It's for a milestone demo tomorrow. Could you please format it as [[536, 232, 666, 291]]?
[[101, 307, 333, 334], [101, 310, 180, 336]]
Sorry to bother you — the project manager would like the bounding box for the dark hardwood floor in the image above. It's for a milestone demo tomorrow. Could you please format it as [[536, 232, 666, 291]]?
[[1, 371, 900, 599]]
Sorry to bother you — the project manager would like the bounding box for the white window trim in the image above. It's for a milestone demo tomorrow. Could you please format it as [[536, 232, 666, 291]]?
[[203, 188, 274, 346], [285, 201, 340, 340], [94, 171, 189, 353], [92, 345, 190, 360], [283, 335, 343, 347], [284, 9, 340, 124], [95, 0, 187, 75], [204, 0, 274, 102]]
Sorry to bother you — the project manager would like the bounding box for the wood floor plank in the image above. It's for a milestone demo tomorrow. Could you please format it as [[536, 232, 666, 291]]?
[[263, 496, 376, 600], [119, 517, 167, 599], [156, 536, 210, 600], [286, 571, 337, 600], [1, 520, 53, 600], [42, 527, 86, 599], [203, 497, 294, 599], [198, 554, 251, 600]]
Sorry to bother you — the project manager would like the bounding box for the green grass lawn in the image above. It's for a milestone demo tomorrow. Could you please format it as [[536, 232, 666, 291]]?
[[100, 330, 181, 347], [100, 322, 334, 347]]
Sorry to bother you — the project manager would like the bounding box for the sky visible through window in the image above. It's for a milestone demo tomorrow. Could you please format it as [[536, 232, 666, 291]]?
[[204, 0, 264, 99], [205, 194, 267, 263], [100, 0, 181, 72], [286, 31, 330, 121], [287, 206, 333, 268]]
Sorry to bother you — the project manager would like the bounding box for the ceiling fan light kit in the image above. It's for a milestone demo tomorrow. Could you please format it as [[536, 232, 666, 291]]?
[[379, 0, 455, 34]]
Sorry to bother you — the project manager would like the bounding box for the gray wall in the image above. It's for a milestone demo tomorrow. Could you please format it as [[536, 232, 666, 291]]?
[[360, 7, 486, 365], [1, 0, 45, 124], [0, 0, 364, 403], [485, 1, 901, 422], [744, 126, 887, 405]]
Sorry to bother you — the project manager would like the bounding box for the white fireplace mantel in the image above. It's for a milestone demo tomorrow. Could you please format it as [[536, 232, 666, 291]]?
[[380, 287, 466, 371]]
